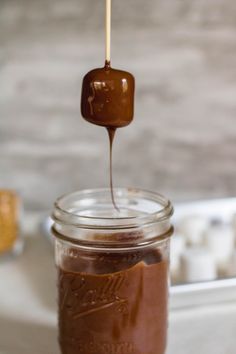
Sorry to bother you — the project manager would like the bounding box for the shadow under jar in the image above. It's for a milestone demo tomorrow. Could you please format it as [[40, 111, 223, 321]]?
[[52, 188, 174, 354]]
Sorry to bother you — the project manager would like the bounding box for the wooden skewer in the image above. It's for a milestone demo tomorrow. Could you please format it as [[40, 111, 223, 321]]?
[[106, 0, 111, 64]]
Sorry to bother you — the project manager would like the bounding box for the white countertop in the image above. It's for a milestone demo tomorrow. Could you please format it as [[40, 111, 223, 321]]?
[[0, 215, 236, 354]]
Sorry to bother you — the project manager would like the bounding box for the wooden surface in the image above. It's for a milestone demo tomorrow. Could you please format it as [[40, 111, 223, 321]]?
[[0, 0, 236, 211]]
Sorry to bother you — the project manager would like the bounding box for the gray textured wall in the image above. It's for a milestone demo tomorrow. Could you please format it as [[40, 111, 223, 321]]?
[[1, 0, 236, 211]]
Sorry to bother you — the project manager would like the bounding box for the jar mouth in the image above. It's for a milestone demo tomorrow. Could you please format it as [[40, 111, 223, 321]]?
[[52, 188, 174, 230]]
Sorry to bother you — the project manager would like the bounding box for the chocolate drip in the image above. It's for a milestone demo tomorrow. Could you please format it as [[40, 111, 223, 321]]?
[[107, 127, 119, 211]]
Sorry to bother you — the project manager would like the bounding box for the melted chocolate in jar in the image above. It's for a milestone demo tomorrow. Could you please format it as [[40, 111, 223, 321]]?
[[58, 246, 168, 354], [81, 61, 135, 209]]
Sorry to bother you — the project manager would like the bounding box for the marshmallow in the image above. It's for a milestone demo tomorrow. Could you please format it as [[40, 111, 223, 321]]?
[[181, 248, 217, 283], [204, 225, 235, 270], [170, 234, 186, 275], [231, 214, 236, 238], [225, 251, 236, 277], [81, 63, 135, 128], [178, 215, 210, 246]]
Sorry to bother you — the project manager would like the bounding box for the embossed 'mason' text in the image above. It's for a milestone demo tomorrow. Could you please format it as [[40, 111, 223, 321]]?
[[68, 339, 134, 354]]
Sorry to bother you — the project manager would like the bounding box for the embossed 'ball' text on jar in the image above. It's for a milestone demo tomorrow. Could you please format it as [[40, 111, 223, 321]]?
[[52, 188, 174, 354]]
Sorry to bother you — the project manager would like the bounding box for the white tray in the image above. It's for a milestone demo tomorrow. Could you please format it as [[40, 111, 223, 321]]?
[[41, 198, 236, 309]]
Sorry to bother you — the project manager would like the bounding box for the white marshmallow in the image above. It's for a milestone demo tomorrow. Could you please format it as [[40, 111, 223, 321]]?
[[181, 248, 217, 283], [204, 225, 235, 270], [178, 215, 210, 246], [225, 250, 236, 277], [170, 234, 186, 274], [231, 214, 236, 238]]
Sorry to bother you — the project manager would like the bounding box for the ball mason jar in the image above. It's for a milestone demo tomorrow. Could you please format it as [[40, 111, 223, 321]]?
[[52, 188, 174, 354]]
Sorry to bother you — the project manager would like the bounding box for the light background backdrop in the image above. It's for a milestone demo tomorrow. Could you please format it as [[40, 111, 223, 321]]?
[[0, 0, 236, 211]]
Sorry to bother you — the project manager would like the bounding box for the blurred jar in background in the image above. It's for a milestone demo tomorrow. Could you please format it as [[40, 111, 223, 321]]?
[[0, 190, 23, 259]]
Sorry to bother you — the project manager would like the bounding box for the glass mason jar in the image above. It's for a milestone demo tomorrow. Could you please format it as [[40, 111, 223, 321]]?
[[52, 188, 174, 354]]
